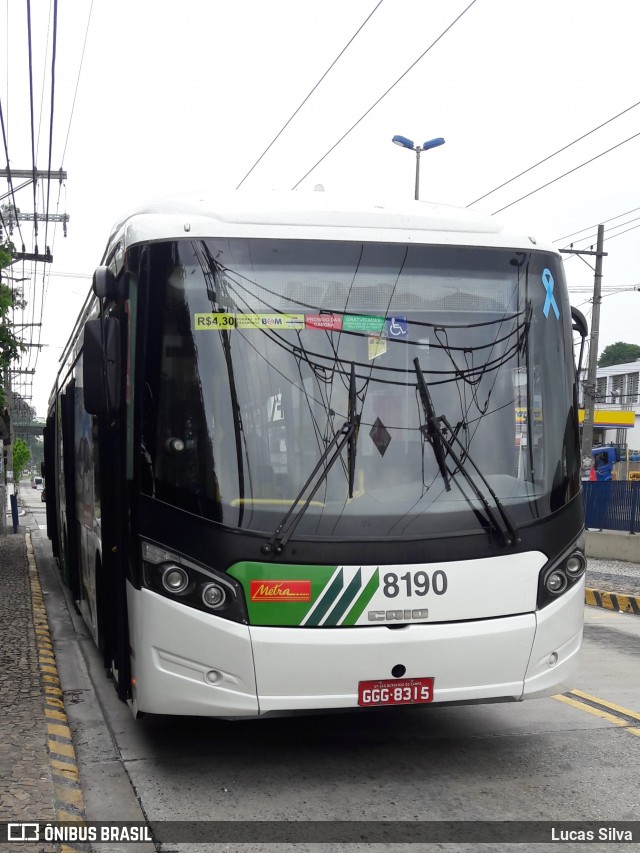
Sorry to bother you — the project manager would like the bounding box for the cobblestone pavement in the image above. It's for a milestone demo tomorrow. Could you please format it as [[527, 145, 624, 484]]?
[[586, 556, 640, 596], [0, 532, 57, 852]]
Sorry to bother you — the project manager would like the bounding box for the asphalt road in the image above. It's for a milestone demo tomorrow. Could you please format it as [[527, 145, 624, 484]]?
[[20, 486, 640, 853]]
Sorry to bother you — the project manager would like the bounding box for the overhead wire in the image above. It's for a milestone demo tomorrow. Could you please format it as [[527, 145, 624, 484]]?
[[491, 131, 640, 215], [43, 0, 58, 254], [60, 0, 94, 166], [30, 0, 93, 407], [236, 0, 384, 190], [0, 95, 26, 248], [554, 205, 640, 243], [24, 0, 54, 378], [467, 100, 640, 208], [291, 0, 479, 190], [3, 0, 8, 141], [557, 214, 640, 249], [30, 182, 64, 381], [24, 0, 53, 387], [600, 221, 640, 244], [26, 0, 38, 240], [36, 0, 53, 160], [25, 2, 93, 403], [23, 0, 42, 375]]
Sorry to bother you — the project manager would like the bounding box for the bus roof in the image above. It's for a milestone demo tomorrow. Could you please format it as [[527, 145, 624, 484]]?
[[103, 191, 558, 262]]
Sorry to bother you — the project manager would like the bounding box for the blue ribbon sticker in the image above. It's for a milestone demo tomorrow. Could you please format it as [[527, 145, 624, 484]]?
[[542, 268, 560, 319]]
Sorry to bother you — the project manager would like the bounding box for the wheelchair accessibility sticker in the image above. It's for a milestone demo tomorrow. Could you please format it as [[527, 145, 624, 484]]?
[[386, 316, 409, 338]]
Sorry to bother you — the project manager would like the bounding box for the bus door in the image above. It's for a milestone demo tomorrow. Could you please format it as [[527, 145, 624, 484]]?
[[60, 383, 81, 601]]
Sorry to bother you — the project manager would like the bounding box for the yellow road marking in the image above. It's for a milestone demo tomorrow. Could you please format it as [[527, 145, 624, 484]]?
[[49, 739, 76, 759], [47, 722, 73, 739], [27, 531, 87, 836], [554, 694, 629, 727], [553, 694, 640, 738], [569, 688, 640, 723]]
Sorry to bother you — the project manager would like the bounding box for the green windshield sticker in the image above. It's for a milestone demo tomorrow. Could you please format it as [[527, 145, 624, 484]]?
[[342, 314, 385, 334]]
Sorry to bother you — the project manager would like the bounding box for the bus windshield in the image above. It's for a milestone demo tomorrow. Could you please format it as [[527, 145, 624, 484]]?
[[140, 238, 580, 539]]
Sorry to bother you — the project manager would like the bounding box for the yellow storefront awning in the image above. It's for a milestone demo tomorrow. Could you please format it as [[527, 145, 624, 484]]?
[[578, 409, 636, 428]]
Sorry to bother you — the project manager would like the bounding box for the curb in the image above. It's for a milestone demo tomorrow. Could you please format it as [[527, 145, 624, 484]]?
[[585, 587, 640, 616], [26, 531, 89, 853]]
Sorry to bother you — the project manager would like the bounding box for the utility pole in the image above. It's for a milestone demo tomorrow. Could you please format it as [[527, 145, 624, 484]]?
[[561, 224, 606, 474], [0, 168, 67, 202], [1, 168, 69, 258]]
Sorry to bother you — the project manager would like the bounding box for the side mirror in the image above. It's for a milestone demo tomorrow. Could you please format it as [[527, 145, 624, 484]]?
[[571, 306, 588, 339], [93, 266, 116, 299], [93, 266, 130, 301], [571, 306, 588, 377], [82, 317, 121, 415]]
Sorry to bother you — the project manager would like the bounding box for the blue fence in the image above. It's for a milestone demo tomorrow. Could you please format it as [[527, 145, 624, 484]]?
[[583, 481, 640, 533]]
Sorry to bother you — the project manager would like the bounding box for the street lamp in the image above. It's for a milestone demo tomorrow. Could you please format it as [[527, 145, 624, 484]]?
[[392, 135, 445, 200]]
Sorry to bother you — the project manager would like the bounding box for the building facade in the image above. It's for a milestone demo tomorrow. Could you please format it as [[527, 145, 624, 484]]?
[[586, 360, 640, 451]]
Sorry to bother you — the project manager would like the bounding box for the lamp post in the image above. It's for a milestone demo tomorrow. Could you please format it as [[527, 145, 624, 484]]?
[[392, 135, 445, 200]]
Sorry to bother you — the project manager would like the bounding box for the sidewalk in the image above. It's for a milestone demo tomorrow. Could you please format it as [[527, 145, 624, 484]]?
[[0, 530, 59, 851], [0, 525, 85, 852]]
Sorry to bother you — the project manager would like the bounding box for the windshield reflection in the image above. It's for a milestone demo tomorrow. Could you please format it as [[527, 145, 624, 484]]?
[[140, 239, 579, 538]]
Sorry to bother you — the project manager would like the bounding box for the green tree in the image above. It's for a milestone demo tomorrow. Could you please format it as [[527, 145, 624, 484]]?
[[12, 437, 31, 488], [0, 239, 27, 408], [598, 342, 640, 368]]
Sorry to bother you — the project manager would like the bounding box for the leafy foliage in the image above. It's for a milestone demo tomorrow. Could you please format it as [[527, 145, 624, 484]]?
[[0, 239, 28, 408], [598, 342, 640, 368], [12, 437, 31, 482]]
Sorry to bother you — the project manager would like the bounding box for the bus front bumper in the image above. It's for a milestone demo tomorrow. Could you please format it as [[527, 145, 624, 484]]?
[[127, 580, 584, 717]]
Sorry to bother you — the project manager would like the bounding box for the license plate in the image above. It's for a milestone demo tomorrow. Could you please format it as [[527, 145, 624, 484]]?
[[357, 677, 434, 707]]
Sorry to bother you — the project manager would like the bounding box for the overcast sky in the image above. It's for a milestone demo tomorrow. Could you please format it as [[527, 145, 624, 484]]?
[[2, 0, 640, 417]]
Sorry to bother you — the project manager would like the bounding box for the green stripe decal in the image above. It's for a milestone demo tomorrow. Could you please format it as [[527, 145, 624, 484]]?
[[342, 568, 380, 626], [324, 569, 363, 626], [304, 569, 345, 626]]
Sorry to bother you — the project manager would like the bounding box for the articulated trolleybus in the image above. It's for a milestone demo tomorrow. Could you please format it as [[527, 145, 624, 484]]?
[[44, 191, 588, 718]]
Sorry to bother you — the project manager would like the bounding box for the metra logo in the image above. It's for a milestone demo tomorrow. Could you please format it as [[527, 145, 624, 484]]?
[[250, 580, 311, 602]]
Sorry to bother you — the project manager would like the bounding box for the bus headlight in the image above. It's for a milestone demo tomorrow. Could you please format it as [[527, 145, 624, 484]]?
[[162, 565, 190, 594], [202, 583, 226, 609], [545, 571, 567, 595], [537, 541, 586, 608], [141, 540, 248, 624], [565, 553, 586, 577]]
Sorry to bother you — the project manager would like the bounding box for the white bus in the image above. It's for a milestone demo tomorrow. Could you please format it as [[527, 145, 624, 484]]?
[[44, 191, 587, 717]]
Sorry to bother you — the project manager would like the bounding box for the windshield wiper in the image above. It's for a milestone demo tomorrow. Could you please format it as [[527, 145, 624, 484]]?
[[262, 363, 360, 556], [347, 363, 361, 499], [413, 357, 519, 547], [414, 358, 451, 493]]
